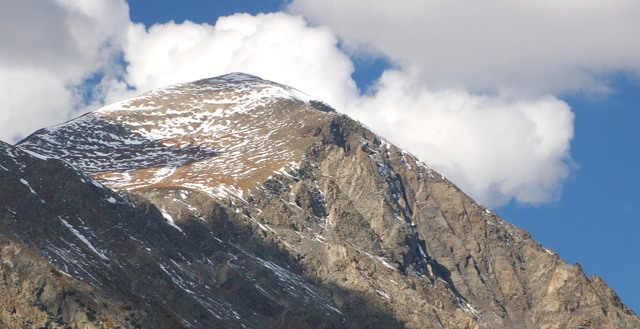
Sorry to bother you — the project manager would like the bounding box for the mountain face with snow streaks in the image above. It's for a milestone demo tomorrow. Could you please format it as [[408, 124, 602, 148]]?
[[2, 73, 638, 328], [0, 140, 347, 328], [21, 73, 330, 199]]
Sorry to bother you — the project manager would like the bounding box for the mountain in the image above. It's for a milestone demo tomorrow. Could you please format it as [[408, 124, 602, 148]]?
[[3, 72, 638, 328]]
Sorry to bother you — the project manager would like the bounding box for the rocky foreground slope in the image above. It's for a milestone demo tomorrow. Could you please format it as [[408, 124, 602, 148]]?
[[2, 73, 638, 328]]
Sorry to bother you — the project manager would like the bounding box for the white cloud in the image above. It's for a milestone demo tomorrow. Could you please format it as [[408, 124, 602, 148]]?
[[114, 13, 358, 106], [0, 0, 129, 141], [0, 67, 71, 141], [289, 0, 640, 94]]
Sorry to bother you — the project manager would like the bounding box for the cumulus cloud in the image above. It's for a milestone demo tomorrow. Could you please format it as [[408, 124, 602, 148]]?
[[109, 13, 358, 106], [289, 0, 640, 94], [0, 0, 129, 142]]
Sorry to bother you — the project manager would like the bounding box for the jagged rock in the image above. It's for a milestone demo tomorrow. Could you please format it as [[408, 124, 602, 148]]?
[[4, 73, 638, 328]]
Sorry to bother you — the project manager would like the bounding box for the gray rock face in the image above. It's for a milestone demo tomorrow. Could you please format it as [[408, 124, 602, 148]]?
[[5, 73, 639, 328]]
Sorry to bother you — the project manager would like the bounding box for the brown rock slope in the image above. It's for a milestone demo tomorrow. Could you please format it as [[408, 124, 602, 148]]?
[[1, 140, 350, 329], [13, 73, 640, 328]]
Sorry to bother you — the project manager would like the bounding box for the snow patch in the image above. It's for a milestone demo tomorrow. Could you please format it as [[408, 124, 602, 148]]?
[[456, 297, 481, 316], [20, 148, 49, 160], [377, 257, 397, 271], [59, 217, 109, 260], [376, 290, 391, 299], [19, 178, 37, 195], [91, 179, 105, 188], [417, 244, 428, 259], [161, 211, 184, 233]]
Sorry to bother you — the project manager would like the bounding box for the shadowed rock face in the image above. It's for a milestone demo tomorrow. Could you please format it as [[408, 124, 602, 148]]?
[[6, 73, 639, 328]]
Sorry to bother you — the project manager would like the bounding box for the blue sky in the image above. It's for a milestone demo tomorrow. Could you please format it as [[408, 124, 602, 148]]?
[[0, 0, 638, 313]]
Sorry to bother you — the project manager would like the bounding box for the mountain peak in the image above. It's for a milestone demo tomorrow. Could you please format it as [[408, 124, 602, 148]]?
[[18, 73, 336, 199], [98, 72, 314, 120], [11, 74, 640, 328]]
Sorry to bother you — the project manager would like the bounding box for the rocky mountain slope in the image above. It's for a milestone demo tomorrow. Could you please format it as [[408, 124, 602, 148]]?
[[3, 73, 638, 328]]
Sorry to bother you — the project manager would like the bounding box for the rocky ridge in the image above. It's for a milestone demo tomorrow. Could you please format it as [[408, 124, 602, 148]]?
[[3, 73, 638, 328]]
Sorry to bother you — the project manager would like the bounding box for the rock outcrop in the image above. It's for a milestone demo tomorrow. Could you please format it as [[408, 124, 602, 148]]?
[[2, 73, 638, 328]]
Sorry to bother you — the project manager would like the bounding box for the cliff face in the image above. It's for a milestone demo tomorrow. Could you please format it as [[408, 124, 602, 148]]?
[[5, 73, 639, 328]]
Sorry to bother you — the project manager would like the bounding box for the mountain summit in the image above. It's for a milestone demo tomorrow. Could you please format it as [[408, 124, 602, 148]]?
[[3, 73, 638, 328], [20, 73, 333, 197]]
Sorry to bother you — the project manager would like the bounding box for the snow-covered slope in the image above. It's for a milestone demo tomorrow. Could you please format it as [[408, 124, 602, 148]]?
[[20, 73, 334, 199]]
